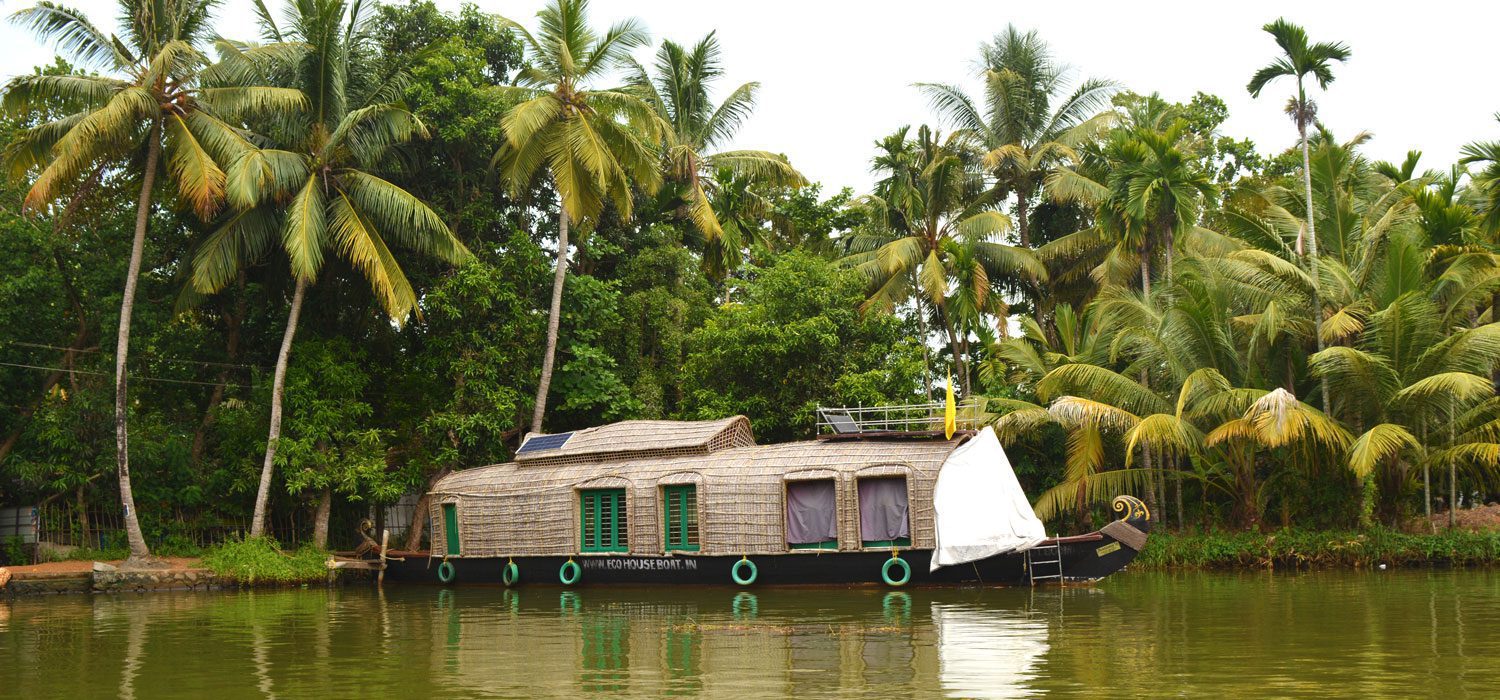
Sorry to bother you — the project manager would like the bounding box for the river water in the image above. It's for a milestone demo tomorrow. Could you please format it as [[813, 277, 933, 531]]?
[[3, 570, 1498, 698]]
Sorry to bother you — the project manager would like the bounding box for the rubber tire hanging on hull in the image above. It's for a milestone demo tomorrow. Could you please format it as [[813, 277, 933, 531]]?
[[437, 560, 456, 583], [882, 556, 911, 586], [502, 561, 519, 586], [731, 557, 758, 585], [559, 560, 581, 585]]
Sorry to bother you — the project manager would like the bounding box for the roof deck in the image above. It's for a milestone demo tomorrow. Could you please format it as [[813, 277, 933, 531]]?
[[815, 401, 985, 440]]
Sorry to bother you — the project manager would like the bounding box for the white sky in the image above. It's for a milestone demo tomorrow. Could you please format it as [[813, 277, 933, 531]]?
[[4, 0, 1499, 194]]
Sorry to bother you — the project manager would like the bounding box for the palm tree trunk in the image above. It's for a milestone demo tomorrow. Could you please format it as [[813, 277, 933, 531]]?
[[915, 295, 933, 400], [1299, 118, 1331, 413], [1174, 460, 1184, 530], [1141, 442, 1158, 515], [938, 305, 968, 398], [1016, 190, 1031, 248], [1449, 401, 1457, 529], [117, 119, 162, 567], [1139, 255, 1152, 298], [1449, 461, 1457, 529], [1423, 461, 1433, 533], [403, 466, 452, 551], [312, 487, 331, 550], [249, 276, 309, 539], [1493, 290, 1500, 394], [531, 208, 569, 433]]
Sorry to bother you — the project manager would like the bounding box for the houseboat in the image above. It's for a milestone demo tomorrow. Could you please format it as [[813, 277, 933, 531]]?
[[384, 406, 1150, 587]]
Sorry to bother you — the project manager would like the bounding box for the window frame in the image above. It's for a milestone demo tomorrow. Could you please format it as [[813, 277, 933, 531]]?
[[580, 488, 629, 553], [855, 475, 912, 549], [783, 476, 840, 552], [661, 484, 701, 552]]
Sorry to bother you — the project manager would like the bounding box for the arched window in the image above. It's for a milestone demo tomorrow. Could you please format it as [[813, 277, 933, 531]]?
[[659, 473, 702, 552], [785, 470, 839, 550], [856, 466, 911, 548]]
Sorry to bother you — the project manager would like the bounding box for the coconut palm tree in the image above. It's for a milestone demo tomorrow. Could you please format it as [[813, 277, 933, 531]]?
[[190, 0, 471, 538], [1460, 118, 1500, 381], [1247, 18, 1351, 412], [491, 0, 667, 433], [1311, 294, 1500, 527], [919, 25, 1115, 248], [3, 0, 301, 564], [627, 31, 804, 278], [1045, 115, 1218, 310], [844, 125, 1045, 394]]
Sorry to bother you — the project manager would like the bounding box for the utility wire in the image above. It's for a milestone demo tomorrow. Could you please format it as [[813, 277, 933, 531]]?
[[3, 341, 267, 372], [0, 361, 252, 389]]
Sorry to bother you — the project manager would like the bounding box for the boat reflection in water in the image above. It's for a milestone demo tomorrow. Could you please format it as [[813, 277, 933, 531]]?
[[429, 585, 1059, 698], [933, 602, 1049, 699]]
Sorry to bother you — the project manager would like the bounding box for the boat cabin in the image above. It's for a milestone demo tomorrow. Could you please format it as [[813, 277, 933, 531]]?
[[428, 411, 989, 559]]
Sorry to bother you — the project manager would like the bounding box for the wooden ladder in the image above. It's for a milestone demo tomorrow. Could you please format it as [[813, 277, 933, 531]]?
[[1026, 543, 1063, 585]]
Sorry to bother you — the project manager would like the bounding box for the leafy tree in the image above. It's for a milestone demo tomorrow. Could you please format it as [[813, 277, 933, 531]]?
[[275, 338, 393, 549], [3, 0, 300, 564], [680, 251, 923, 442], [190, 0, 470, 537]]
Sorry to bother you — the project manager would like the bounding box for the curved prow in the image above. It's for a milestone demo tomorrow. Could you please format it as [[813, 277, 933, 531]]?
[[1112, 494, 1151, 532], [1097, 494, 1151, 560]]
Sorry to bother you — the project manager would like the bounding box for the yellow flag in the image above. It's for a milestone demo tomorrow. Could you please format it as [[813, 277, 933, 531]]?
[[944, 374, 956, 439]]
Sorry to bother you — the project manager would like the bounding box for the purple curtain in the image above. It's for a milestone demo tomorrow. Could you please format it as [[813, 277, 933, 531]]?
[[859, 478, 909, 541], [786, 480, 838, 544]]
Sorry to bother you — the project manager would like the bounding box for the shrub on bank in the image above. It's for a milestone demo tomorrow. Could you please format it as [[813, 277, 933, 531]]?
[[1135, 528, 1500, 570], [201, 536, 328, 584]]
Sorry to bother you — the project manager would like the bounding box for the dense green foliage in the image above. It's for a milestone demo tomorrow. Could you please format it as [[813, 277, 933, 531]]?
[[1, 1, 1497, 556], [1135, 528, 1500, 570], [200, 536, 328, 584]]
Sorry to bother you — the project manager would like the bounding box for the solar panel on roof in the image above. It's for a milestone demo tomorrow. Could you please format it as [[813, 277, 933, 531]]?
[[518, 432, 574, 454]]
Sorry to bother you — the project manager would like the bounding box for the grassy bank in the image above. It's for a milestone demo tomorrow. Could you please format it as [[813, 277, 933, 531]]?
[[1135, 528, 1500, 570], [201, 537, 328, 585]]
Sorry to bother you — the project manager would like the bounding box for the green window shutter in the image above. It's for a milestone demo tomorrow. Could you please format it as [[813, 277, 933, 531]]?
[[442, 503, 460, 556], [662, 485, 700, 552], [581, 489, 628, 553]]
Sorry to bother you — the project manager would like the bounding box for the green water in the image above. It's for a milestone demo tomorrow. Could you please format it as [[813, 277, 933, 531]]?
[[3, 571, 1498, 698]]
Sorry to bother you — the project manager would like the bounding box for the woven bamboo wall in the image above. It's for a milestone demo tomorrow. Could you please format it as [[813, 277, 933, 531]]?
[[430, 419, 964, 558]]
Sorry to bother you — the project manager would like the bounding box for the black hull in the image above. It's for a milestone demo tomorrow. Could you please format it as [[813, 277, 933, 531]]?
[[384, 526, 1145, 588]]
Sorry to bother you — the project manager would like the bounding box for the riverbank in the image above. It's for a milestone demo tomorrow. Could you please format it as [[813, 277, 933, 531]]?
[[0, 538, 333, 597], [1135, 527, 1500, 570]]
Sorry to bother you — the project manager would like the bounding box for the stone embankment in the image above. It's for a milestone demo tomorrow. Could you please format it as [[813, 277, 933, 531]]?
[[0, 558, 222, 597]]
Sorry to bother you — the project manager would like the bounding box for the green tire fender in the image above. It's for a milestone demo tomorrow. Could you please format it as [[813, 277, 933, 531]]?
[[731, 557, 758, 586], [881, 555, 911, 586], [559, 559, 581, 586], [502, 560, 519, 586]]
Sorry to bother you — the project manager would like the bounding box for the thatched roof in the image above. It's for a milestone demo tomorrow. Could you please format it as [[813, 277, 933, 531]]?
[[432, 416, 970, 557], [515, 416, 753, 465]]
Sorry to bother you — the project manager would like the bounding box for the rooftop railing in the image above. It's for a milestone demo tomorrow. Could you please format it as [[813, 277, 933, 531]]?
[[815, 400, 987, 436]]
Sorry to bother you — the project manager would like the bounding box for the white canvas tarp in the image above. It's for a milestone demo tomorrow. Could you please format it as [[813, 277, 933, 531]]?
[[931, 426, 1046, 570]]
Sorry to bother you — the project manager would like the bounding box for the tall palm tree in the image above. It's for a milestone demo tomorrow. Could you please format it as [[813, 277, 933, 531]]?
[[627, 31, 804, 278], [844, 125, 1045, 394], [919, 25, 1115, 248], [1460, 116, 1500, 392], [191, 0, 471, 538], [3, 0, 300, 564], [491, 0, 666, 433], [1247, 17, 1351, 412]]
